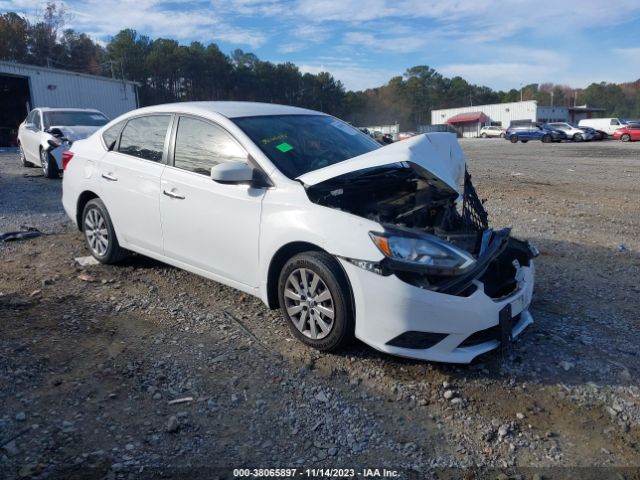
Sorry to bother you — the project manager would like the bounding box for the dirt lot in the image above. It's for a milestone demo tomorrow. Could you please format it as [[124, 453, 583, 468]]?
[[1, 139, 639, 479]]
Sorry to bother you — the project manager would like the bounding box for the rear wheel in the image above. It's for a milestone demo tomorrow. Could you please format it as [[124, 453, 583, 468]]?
[[278, 251, 354, 352], [40, 148, 59, 179], [621, 134, 631, 142], [510, 135, 518, 143], [542, 134, 552, 143], [499, 133, 505, 138], [82, 198, 128, 264], [480, 133, 487, 138]]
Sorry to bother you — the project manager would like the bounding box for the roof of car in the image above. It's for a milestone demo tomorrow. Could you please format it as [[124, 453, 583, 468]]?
[[37, 107, 105, 113], [130, 101, 325, 119]]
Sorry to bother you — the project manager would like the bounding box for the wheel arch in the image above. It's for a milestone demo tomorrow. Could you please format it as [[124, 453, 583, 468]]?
[[76, 191, 100, 231], [265, 241, 355, 318]]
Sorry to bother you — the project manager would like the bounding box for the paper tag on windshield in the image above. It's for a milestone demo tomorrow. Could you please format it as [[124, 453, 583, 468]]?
[[331, 120, 357, 135]]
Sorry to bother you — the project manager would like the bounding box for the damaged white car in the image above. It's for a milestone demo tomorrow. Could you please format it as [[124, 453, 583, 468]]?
[[62, 102, 536, 363], [18, 108, 109, 178]]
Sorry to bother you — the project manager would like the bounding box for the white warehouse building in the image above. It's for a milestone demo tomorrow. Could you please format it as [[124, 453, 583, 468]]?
[[0, 61, 139, 148], [431, 100, 604, 138]]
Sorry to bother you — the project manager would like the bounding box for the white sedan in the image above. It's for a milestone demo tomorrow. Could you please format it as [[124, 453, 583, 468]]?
[[62, 102, 537, 363], [17, 108, 109, 178]]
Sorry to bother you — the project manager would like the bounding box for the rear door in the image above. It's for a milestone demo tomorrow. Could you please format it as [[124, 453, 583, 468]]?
[[97, 114, 172, 254], [160, 115, 265, 287]]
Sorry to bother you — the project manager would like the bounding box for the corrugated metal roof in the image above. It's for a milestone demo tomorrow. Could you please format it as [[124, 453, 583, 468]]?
[[447, 112, 486, 124], [0, 60, 139, 86]]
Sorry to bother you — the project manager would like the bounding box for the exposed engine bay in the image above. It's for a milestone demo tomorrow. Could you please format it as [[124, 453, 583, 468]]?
[[305, 161, 537, 298]]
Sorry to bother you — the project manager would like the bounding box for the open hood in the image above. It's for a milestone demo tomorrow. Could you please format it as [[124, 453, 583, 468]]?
[[296, 133, 466, 194], [46, 125, 101, 142]]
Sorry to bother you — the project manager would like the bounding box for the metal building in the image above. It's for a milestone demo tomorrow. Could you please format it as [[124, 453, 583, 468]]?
[[0, 61, 138, 147], [430, 101, 604, 138]]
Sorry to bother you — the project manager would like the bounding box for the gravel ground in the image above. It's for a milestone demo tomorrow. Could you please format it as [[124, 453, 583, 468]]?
[[1, 139, 639, 479]]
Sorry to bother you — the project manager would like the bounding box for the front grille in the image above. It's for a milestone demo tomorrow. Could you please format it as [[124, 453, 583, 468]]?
[[462, 168, 489, 232], [459, 313, 521, 347]]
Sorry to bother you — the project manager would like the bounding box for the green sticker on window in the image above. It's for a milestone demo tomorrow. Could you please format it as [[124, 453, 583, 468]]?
[[276, 142, 294, 153]]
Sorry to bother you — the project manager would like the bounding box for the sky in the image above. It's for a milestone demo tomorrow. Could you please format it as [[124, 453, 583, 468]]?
[[2, 0, 640, 91]]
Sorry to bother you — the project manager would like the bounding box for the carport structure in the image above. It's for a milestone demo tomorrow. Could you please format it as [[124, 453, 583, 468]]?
[[446, 111, 487, 138]]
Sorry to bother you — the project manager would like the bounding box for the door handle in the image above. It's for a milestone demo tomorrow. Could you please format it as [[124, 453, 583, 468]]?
[[163, 189, 185, 200], [101, 173, 118, 181]]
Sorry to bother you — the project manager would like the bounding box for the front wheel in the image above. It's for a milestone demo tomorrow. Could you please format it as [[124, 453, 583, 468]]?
[[542, 134, 552, 143], [621, 134, 631, 142], [510, 135, 518, 143], [481, 133, 487, 138], [499, 133, 505, 138], [573, 133, 583, 142], [40, 148, 59, 179], [82, 198, 128, 264], [278, 251, 354, 352]]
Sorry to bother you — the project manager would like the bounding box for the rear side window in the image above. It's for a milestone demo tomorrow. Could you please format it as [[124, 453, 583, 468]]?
[[118, 115, 171, 162], [173, 116, 247, 175], [102, 121, 126, 150]]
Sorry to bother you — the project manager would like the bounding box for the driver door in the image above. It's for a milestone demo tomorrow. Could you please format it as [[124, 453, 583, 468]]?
[[160, 115, 265, 288]]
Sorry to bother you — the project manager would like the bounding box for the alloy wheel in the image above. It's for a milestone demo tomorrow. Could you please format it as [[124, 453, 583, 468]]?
[[40, 149, 49, 176], [84, 208, 109, 257], [283, 268, 335, 340]]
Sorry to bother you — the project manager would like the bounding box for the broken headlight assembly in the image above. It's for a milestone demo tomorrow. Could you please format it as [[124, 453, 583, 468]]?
[[369, 231, 476, 275]]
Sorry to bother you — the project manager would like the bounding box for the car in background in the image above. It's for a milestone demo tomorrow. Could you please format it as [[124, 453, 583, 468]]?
[[505, 124, 566, 143], [578, 118, 627, 136], [17, 108, 110, 178], [579, 125, 604, 141], [61, 101, 536, 363], [398, 131, 418, 141], [479, 126, 505, 138], [546, 122, 594, 142], [612, 124, 640, 142]]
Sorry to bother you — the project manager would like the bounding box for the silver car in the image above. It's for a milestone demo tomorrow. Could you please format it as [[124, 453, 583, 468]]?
[[17, 108, 109, 178]]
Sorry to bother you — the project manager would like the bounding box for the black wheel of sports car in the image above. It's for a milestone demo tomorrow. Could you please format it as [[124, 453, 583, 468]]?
[[40, 148, 59, 179], [18, 144, 34, 167], [278, 251, 354, 352], [82, 198, 128, 264], [621, 134, 631, 142], [542, 134, 552, 143], [510, 135, 518, 143]]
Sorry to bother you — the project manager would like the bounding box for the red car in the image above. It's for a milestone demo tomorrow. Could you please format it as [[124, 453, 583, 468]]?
[[612, 124, 640, 142]]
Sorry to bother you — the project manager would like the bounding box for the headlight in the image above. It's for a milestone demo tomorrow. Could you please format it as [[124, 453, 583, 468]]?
[[369, 231, 476, 274]]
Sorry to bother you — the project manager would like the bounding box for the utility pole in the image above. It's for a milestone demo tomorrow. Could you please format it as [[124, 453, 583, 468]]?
[[520, 83, 523, 102]]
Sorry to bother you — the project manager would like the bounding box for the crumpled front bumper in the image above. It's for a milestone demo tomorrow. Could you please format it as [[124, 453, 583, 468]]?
[[340, 257, 535, 364]]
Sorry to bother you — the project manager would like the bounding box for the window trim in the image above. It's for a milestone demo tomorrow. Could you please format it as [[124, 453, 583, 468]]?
[[113, 113, 174, 165], [101, 120, 127, 151]]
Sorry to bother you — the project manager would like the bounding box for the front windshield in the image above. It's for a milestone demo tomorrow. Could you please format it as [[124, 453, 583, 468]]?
[[232, 114, 381, 178], [43, 111, 109, 128]]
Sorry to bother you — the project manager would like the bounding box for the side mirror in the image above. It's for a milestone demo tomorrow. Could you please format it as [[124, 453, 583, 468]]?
[[210, 162, 255, 184]]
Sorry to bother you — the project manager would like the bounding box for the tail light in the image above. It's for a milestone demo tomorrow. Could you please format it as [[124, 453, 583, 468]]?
[[62, 151, 74, 170]]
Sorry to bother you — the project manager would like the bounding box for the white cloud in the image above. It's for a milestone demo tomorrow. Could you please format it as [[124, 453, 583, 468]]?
[[298, 62, 396, 91]]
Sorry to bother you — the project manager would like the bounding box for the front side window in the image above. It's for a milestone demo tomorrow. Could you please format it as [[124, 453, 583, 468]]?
[[34, 112, 43, 130], [611, 119, 620, 125], [118, 115, 171, 162], [173, 116, 247, 175], [233, 114, 380, 178]]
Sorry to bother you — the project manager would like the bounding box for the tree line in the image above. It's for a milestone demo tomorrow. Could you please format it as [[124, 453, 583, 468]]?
[[2, 4, 639, 129]]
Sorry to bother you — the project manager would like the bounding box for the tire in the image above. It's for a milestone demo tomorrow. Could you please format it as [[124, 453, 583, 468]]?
[[521, 140, 528, 143], [480, 133, 487, 138], [278, 251, 354, 352], [573, 133, 583, 142], [499, 133, 505, 138], [621, 134, 631, 142], [542, 134, 552, 143], [82, 198, 128, 264], [18, 143, 34, 167], [510, 135, 518, 143], [40, 148, 59, 179]]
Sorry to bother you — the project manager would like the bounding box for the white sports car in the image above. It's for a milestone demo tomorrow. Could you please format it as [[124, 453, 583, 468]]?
[[62, 102, 537, 363], [17, 108, 109, 178]]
